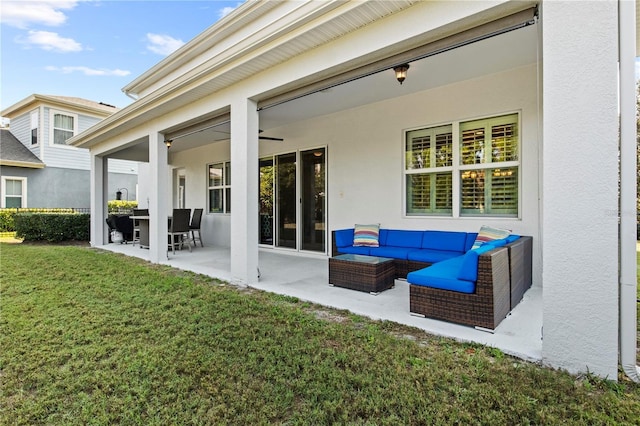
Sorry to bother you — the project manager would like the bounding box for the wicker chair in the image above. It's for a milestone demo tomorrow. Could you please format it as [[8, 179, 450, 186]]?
[[409, 246, 511, 330]]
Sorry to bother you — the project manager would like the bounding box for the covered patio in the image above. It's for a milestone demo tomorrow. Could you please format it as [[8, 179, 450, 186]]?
[[101, 242, 542, 362]]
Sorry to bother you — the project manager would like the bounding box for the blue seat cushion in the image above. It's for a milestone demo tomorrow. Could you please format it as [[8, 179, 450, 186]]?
[[368, 246, 414, 260], [407, 257, 475, 293], [421, 230, 467, 252], [334, 229, 354, 248], [385, 230, 423, 248], [407, 249, 463, 264], [339, 245, 371, 256], [457, 244, 497, 282]]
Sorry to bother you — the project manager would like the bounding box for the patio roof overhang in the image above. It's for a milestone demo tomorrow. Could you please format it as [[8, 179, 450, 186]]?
[[68, 0, 537, 152]]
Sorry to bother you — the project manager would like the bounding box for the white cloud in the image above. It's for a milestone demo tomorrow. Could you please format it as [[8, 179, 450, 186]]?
[[21, 30, 83, 52], [146, 33, 184, 56], [45, 66, 131, 77], [0, 1, 79, 29], [219, 2, 243, 19]]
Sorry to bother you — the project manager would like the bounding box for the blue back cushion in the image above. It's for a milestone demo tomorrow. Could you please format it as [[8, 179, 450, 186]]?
[[378, 229, 389, 246], [506, 234, 520, 243], [422, 231, 467, 252], [385, 230, 423, 248], [457, 244, 496, 282], [464, 233, 478, 252], [334, 229, 354, 248]]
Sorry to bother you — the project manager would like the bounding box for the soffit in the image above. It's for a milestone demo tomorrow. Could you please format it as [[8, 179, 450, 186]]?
[[70, 0, 533, 149], [70, 0, 420, 148]]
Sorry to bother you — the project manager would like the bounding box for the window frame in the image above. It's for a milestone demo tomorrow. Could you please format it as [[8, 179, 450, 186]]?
[[1, 176, 27, 208], [405, 124, 454, 216], [207, 161, 231, 214], [403, 111, 521, 219], [30, 110, 39, 146], [49, 109, 78, 147]]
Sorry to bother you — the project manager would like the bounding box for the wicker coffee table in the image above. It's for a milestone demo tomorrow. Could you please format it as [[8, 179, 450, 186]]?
[[328, 254, 396, 295]]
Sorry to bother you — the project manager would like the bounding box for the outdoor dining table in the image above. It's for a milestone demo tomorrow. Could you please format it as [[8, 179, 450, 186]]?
[[129, 215, 175, 249]]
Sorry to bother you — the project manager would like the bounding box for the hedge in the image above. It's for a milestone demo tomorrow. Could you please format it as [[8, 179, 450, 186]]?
[[14, 213, 90, 242], [0, 208, 78, 232], [108, 200, 138, 213]]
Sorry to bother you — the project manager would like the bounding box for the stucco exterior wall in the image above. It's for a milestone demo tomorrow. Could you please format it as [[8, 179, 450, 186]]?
[[541, 1, 619, 379]]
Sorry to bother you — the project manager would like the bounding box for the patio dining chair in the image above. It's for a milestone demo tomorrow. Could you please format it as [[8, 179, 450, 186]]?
[[168, 208, 192, 254], [189, 208, 204, 247]]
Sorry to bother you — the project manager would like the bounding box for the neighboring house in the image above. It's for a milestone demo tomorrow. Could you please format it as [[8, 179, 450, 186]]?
[[70, 1, 638, 381], [0, 94, 138, 208]]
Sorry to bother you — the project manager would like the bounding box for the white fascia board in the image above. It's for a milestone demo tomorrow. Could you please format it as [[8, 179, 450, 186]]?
[[122, 0, 281, 97], [2, 94, 114, 119]]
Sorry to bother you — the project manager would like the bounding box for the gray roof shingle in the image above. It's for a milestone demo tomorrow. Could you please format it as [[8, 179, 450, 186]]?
[[0, 129, 45, 168]]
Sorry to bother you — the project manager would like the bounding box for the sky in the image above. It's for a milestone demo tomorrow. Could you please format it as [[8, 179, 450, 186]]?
[[0, 0, 245, 115], [2, 0, 640, 118]]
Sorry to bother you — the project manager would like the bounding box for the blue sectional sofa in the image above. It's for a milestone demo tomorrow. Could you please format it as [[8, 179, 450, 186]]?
[[331, 228, 533, 329]]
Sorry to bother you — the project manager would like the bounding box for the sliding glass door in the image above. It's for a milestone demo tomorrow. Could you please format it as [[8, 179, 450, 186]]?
[[259, 148, 326, 253], [301, 148, 325, 251], [276, 153, 297, 249]]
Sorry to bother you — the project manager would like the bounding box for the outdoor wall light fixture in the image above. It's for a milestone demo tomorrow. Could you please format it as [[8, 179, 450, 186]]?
[[116, 187, 128, 201], [164, 139, 173, 148], [393, 64, 410, 85]]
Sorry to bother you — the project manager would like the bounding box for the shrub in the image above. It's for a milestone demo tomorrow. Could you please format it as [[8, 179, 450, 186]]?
[[15, 213, 90, 242], [108, 200, 138, 213], [0, 209, 15, 232], [0, 208, 76, 232]]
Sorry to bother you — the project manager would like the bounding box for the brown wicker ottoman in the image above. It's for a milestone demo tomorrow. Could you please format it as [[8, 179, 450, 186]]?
[[329, 254, 396, 295]]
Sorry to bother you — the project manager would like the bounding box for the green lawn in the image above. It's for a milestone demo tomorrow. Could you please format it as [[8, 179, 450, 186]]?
[[1, 244, 639, 425]]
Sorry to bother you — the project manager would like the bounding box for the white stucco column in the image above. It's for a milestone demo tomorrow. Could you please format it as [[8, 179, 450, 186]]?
[[541, 1, 619, 379], [90, 153, 108, 246], [230, 98, 259, 285], [149, 131, 170, 264]]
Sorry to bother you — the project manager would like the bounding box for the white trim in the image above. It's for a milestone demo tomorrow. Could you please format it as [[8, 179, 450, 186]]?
[[206, 160, 231, 214], [1, 176, 27, 208], [618, 0, 639, 383], [48, 109, 78, 149], [30, 109, 39, 146]]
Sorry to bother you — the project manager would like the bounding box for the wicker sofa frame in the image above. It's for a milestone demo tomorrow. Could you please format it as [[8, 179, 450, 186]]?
[[409, 246, 511, 330]]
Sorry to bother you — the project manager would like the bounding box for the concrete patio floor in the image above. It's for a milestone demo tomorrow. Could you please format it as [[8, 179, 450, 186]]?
[[100, 242, 543, 362]]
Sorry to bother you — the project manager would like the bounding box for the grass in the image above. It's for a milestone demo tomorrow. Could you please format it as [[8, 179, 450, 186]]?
[[1, 243, 639, 425]]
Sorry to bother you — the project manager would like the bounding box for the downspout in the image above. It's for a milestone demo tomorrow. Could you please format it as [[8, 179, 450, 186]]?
[[618, 0, 640, 383]]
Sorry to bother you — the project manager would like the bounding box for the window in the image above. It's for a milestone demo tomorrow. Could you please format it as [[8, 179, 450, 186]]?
[[208, 162, 230, 213], [1, 177, 27, 208], [405, 124, 453, 215], [404, 113, 519, 217], [52, 111, 76, 145], [30, 110, 38, 145]]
